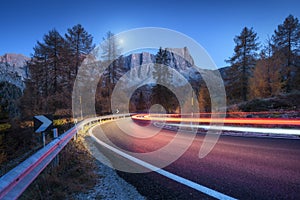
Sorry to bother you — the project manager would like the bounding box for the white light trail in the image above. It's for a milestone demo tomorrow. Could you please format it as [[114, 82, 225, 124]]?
[[165, 123, 300, 136]]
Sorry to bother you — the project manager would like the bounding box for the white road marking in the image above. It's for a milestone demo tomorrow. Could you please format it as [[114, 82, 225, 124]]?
[[89, 125, 237, 200]]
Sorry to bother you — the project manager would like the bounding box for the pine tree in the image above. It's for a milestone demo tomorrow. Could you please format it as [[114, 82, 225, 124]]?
[[152, 47, 175, 113], [101, 31, 121, 85], [272, 14, 300, 92], [36, 29, 66, 95], [98, 31, 122, 114], [198, 83, 210, 112], [152, 47, 172, 83], [21, 25, 95, 117], [25, 29, 70, 114], [65, 24, 95, 76], [226, 27, 259, 102], [0, 82, 22, 119]]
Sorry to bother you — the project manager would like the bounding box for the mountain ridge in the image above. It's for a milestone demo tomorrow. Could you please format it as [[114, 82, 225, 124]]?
[[0, 53, 29, 67]]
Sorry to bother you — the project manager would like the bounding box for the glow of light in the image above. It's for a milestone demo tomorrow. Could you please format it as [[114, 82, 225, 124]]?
[[119, 39, 124, 45], [131, 114, 300, 126], [163, 123, 300, 136]]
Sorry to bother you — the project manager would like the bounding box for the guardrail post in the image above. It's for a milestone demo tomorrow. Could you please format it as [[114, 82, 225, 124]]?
[[53, 128, 58, 138], [73, 129, 78, 141], [42, 132, 46, 147], [52, 128, 59, 167]]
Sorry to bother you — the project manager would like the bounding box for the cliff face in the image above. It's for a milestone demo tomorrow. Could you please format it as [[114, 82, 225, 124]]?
[[118, 47, 203, 87], [0, 54, 29, 119], [0, 53, 29, 67], [0, 53, 29, 91]]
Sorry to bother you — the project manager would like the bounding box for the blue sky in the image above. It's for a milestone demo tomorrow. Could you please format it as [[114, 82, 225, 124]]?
[[1, 0, 300, 67]]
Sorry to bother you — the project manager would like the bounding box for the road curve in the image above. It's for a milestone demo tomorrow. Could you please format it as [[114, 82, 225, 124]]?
[[91, 118, 300, 200]]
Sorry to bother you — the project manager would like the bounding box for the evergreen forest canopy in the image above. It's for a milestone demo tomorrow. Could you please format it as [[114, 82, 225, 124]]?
[[225, 14, 300, 103]]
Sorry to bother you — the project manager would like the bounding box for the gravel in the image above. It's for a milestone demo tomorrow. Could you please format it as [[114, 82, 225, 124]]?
[[73, 136, 146, 200]]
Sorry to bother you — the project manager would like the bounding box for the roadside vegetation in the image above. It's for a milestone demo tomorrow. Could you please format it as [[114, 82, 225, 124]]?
[[20, 129, 100, 200], [0, 114, 78, 175]]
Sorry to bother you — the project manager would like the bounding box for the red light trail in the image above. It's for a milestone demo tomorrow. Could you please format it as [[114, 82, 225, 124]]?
[[132, 113, 300, 126]]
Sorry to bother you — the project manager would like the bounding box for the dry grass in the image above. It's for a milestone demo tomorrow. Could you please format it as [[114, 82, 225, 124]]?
[[20, 134, 100, 200], [0, 123, 11, 132], [1, 117, 100, 200]]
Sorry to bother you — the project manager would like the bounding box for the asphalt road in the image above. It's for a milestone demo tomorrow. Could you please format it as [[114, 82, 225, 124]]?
[[91, 118, 300, 200]]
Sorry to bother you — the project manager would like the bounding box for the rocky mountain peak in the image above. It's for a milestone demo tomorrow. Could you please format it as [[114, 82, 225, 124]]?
[[0, 53, 29, 67], [0, 53, 29, 91], [166, 47, 194, 66]]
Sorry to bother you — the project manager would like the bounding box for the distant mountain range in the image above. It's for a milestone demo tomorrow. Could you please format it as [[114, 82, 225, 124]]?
[[0, 49, 225, 92], [0, 53, 29, 68]]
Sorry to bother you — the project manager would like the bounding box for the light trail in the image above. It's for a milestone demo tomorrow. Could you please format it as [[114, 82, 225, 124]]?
[[132, 114, 300, 126], [136, 110, 299, 117], [159, 123, 300, 136]]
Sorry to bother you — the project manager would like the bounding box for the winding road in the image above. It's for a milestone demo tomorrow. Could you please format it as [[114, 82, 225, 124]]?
[[91, 117, 300, 199]]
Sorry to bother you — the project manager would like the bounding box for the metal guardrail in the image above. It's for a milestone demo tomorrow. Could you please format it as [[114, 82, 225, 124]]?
[[0, 114, 130, 200]]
